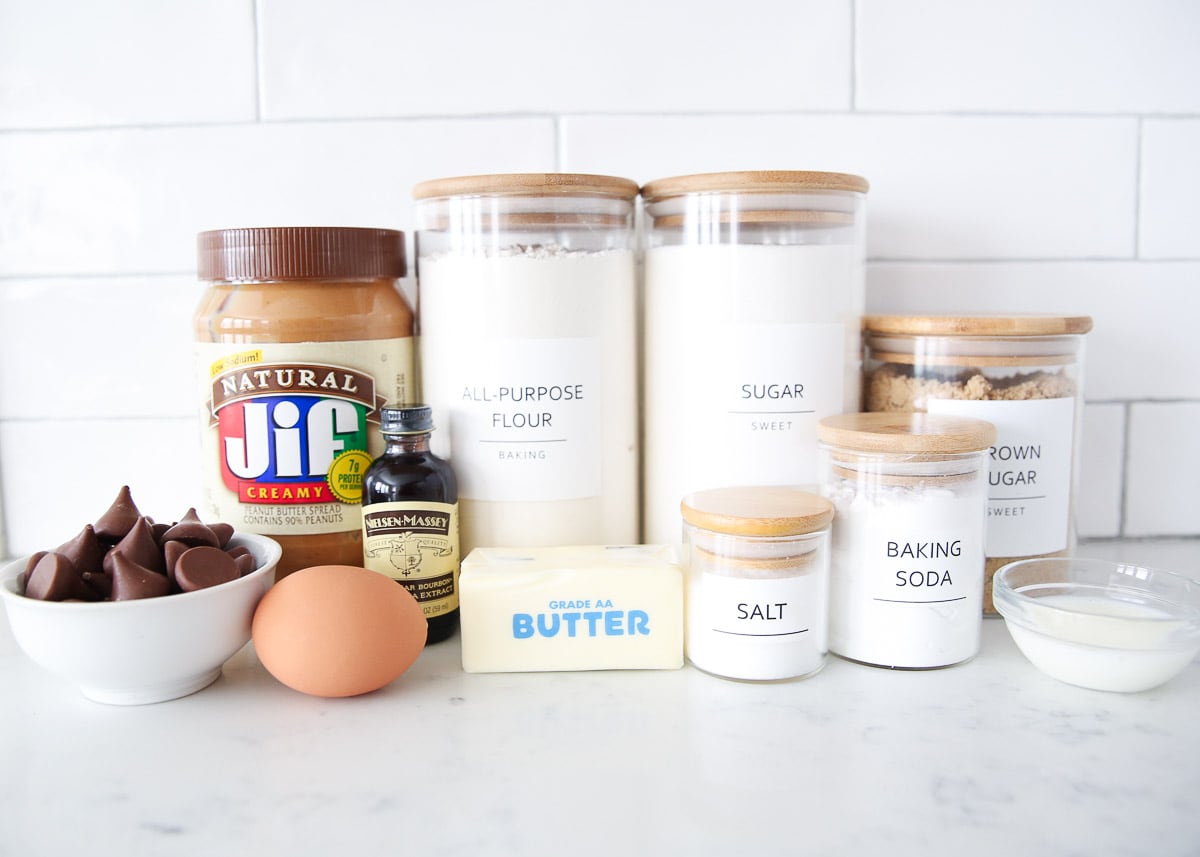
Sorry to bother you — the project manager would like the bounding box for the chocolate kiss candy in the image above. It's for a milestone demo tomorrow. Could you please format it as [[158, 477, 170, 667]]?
[[150, 521, 171, 543], [25, 553, 96, 602], [110, 553, 170, 601], [21, 551, 47, 589], [163, 540, 189, 589], [161, 508, 219, 548], [55, 524, 105, 575], [81, 570, 113, 599], [234, 552, 257, 576], [209, 522, 235, 549], [174, 546, 238, 592], [93, 485, 142, 542], [103, 517, 164, 576]]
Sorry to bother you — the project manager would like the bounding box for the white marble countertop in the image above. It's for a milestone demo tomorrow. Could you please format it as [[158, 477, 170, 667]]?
[[3, 539, 1198, 857]]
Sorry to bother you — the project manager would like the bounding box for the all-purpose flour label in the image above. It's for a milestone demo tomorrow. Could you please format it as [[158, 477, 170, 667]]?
[[446, 337, 602, 502], [927, 397, 1075, 557]]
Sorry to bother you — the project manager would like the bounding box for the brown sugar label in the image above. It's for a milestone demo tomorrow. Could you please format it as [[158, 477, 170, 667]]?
[[362, 501, 460, 617], [196, 338, 413, 535]]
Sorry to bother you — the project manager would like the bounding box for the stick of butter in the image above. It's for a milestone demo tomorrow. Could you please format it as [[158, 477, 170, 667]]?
[[460, 545, 684, 673]]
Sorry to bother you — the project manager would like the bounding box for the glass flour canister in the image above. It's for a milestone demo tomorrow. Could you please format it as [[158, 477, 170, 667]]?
[[195, 227, 414, 579], [817, 412, 996, 669], [681, 486, 835, 681], [641, 170, 868, 546], [863, 314, 1092, 613], [413, 174, 639, 554]]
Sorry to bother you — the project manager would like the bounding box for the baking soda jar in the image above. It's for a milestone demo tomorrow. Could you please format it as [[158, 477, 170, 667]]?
[[817, 413, 995, 669], [641, 171, 868, 545], [413, 174, 639, 554], [681, 486, 834, 681], [863, 314, 1092, 613]]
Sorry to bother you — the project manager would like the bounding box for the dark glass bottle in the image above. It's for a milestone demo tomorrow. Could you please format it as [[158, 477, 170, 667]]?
[[361, 405, 460, 644]]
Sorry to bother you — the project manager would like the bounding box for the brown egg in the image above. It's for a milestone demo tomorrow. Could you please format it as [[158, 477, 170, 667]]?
[[251, 565, 427, 698]]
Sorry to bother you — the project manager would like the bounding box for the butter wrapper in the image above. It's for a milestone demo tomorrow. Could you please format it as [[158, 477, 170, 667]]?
[[460, 545, 683, 673]]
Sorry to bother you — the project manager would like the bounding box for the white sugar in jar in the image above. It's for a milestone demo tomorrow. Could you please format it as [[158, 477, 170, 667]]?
[[681, 486, 834, 681], [641, 171, 868, 546], [817, 413, 995, 669], [414, 174, 639, 555]]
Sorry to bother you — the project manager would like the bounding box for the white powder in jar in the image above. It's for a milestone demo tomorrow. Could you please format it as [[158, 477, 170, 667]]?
[[642, 242, 863, 546], [417, 245, 638, 554], [824, 473, 987, 668]]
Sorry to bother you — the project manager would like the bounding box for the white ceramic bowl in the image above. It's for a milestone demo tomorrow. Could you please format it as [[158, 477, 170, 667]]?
[[0, 532, 280, 705], [993, 557, 1200, 693]]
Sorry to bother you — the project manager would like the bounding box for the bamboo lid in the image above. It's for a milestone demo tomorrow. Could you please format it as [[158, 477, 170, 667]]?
[[864, 314, 1093, 337], [642, 170, 869, 200], [680, 486, 834, 537], [413, 173, 639, 200], [817, 412, 996, 454]]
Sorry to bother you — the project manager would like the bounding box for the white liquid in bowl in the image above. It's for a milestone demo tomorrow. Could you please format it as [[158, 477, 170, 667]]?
[[1005, 594, 1200, 693]]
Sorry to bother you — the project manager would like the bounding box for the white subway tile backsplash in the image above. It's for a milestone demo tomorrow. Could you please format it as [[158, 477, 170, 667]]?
[[857, 0, 1200, 115], [0, 0, 256, 129], [0, 119, 556, 276], [866, 261, 1200, 402], [1124, 402, 1200, 536], [1140, 120, 1200, 259], [0, 418, 203, 557], [0, 277, 204, 420], [258, 0, 851, 119], [1075, 404, 1125, 539], [562, 114, 1138, 260]]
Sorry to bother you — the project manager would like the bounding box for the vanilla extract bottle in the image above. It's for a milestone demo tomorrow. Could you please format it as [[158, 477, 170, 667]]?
[[361, 405, 460, 643]]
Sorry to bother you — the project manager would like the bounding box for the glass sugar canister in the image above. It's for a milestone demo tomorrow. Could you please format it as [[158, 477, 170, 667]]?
[[413, 174, 640, 555], [641, 170, 868, 546], [681, 486, 835, 681], [863, 314, 1092, 613], [817, 413, 996, 669]]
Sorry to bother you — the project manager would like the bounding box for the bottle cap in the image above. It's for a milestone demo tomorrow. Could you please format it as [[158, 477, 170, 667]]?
[[380, 405, 434, 435]]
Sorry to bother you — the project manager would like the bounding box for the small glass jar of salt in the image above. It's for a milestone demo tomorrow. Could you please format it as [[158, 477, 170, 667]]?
[[681, 486, 835, 681], [817, 413, 996, 669]]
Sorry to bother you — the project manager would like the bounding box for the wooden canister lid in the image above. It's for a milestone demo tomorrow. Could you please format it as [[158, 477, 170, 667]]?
[[413, 173, 639, 200], [816, 412, 997, 454], [864, 314, 1093, 337], [680, 486, 834, 537], [642, 170, 869, 200]]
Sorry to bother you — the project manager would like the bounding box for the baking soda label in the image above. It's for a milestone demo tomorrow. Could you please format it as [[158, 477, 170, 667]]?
[[196, 339, 412, 535], [867, 529, 983, 606], [444, 337, 603, 502], [927, 397, 1075, 556], [720, 322, 845, 485]]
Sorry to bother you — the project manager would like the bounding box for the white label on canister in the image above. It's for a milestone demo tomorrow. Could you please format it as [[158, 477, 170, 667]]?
[[445, 337, 602, 502], [927, 397, 1075, 557], [686, 571, 826, 680], [718, 322, 845, 485]]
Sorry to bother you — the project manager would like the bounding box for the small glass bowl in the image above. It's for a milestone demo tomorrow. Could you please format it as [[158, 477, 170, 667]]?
[[993, 557, 1200, 692]]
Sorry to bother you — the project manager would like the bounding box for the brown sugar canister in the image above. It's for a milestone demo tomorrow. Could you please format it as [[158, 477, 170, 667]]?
[[195, 227, 414, 579], [862, 314, 1092, 613]]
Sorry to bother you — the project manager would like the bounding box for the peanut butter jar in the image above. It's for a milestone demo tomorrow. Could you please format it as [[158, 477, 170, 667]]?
[[195, 227, 414, 579]]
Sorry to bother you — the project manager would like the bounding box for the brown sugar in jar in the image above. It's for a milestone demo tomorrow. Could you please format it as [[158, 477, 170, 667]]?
[[863, 314, 1092, 614], [195, 227, 414, 580]]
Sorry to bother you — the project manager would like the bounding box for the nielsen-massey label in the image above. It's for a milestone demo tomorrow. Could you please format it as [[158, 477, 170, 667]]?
[[362, 500, 460, 617], [196, 339, 412, 536]]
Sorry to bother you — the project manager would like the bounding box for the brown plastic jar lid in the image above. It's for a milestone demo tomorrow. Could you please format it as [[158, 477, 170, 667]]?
[[198, 226, 406, 281], [412, 173, 639, 200], [680, 486, 834, 537], [641, 170, 869, 201], [817, 412, 996, 454], [864, 314, 1093, 337]]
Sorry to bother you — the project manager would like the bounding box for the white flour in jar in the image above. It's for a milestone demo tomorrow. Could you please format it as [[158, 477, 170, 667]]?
[[642, 242, 863, 545], [824, 475, 987, 668], [417, 245, 638, 554]]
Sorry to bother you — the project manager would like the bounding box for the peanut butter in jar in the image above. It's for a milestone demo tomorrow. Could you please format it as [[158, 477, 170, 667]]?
[[195, 227, 414, 579]]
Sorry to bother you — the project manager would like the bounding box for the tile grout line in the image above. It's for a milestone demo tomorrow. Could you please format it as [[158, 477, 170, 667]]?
[[849, 0, 858, 112], [1117, 401, 1133, 537], [1133, 116, 1144, 258], [252, 0, 264, 122]]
